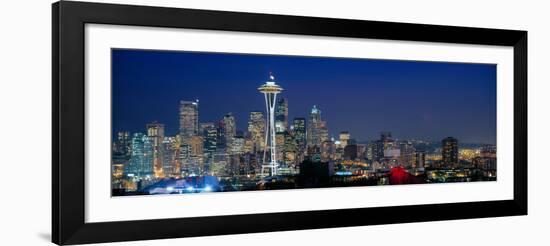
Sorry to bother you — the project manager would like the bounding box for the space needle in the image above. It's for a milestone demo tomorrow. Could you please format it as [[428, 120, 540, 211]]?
[[258, 72, 283, 177]]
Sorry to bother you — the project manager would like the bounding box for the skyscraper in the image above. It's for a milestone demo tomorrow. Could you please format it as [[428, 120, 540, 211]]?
[[186, 135, 204, 175], [442, 137, 459, 167], [307, 105, 328, 148], [248, 111, 266, 153], [112, 131, 131, 168], [399, 141, 415, 167], [161, 136, 177, 177], [275, 97, 288, 133], [292, 117, 306, 149], [216, 120, 226, 149], [127, 133, 153, 178], [372, 132, 395, 162], [230, 136, 245, 155], [146, 122, 165, 177], [258, 73, 283, 176], [113, 131, 131, 157], [283, 132, 299, 165], [112, 131, 131, 189], [203, 123, 218, 156], [275, 132, 287, 163], [222, 113, 237, 146], [179, 100, 199, 138]]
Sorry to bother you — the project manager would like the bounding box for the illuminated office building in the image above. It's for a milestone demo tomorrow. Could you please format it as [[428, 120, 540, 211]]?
[[292, 117, 306, 149], [399, 141, 415, 167], [179, 100, 199, 138], [161, 137, 177, 177], [203, 124, 218, 156], [222, 113, 237, 146], [275, 132, 286, 163], [307, 105, 327, 148], [113, 131, 131, 157], [283, 133, 299, 164], [216, 120, 226, 149], [112, 131, 131, 172], [248, 111, 265, 153], [230, 135, 245, 155], [275, 97, 288, 133], [127, 133, 154, 178], [147, 121, 165, 177]]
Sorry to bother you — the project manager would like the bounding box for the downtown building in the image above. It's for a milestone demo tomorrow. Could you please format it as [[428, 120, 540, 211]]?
[[201, 122, 218, 171], [126, 133, 154, 178], [161, 136, 180, 177], [247, 111, 266, 153], [371, 132, 395, 162], [275, 97, 288, 133], [222, 113, 237, 149], [306, 105, 329, 148], [179, 100, 199, 138], [146, 122, 165, 177], [179, 100, 204, 176], [292, 117, 306, 150], [442, 137, 459, 168], [112, 131, 131, 189]]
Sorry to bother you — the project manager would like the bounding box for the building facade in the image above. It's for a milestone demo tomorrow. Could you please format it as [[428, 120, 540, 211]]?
[[442, 137, 459, 167], [248, 111, 266, 153], [127, 133, 154, 178], [179, 100, 199, 138], [275, 97, 288, 133]]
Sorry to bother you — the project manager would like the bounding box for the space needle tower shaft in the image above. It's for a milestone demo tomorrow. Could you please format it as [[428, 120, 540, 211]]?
[[258, 73, 283, 177]]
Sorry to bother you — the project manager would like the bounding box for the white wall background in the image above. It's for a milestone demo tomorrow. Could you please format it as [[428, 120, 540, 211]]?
[[0, 0, 547, 245]]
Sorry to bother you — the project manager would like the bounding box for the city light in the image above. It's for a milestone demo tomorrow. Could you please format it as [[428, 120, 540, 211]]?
[[111, 65, 497, 196]]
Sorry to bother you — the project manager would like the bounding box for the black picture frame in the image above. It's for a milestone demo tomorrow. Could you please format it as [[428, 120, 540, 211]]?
[[52, 1, 527, 245]]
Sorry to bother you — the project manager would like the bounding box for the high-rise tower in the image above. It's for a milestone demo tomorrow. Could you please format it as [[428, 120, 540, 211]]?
[[307, 105, 328, 148], [258, 73, 283, 176], [292, 117, 306, 149], [275, 98, 288, 133], [248, 111, 266, 152], [442, 137, 459, 167], [146, 122, 165, 177], [179, 100, 199, 138]]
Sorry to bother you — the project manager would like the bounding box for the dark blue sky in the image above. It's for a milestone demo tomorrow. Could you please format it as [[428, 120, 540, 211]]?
[[112, 49, 496, 144]]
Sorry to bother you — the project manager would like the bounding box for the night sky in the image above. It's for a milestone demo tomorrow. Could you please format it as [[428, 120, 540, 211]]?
[[112, 49, 496, 144]]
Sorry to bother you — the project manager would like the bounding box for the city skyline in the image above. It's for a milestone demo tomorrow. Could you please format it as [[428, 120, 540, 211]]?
[[112, 49, 497, 144], [111, 48, 497, 195]]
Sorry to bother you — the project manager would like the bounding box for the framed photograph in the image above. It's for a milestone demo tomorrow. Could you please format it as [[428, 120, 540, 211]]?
[[52, 1, 527, 245]]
